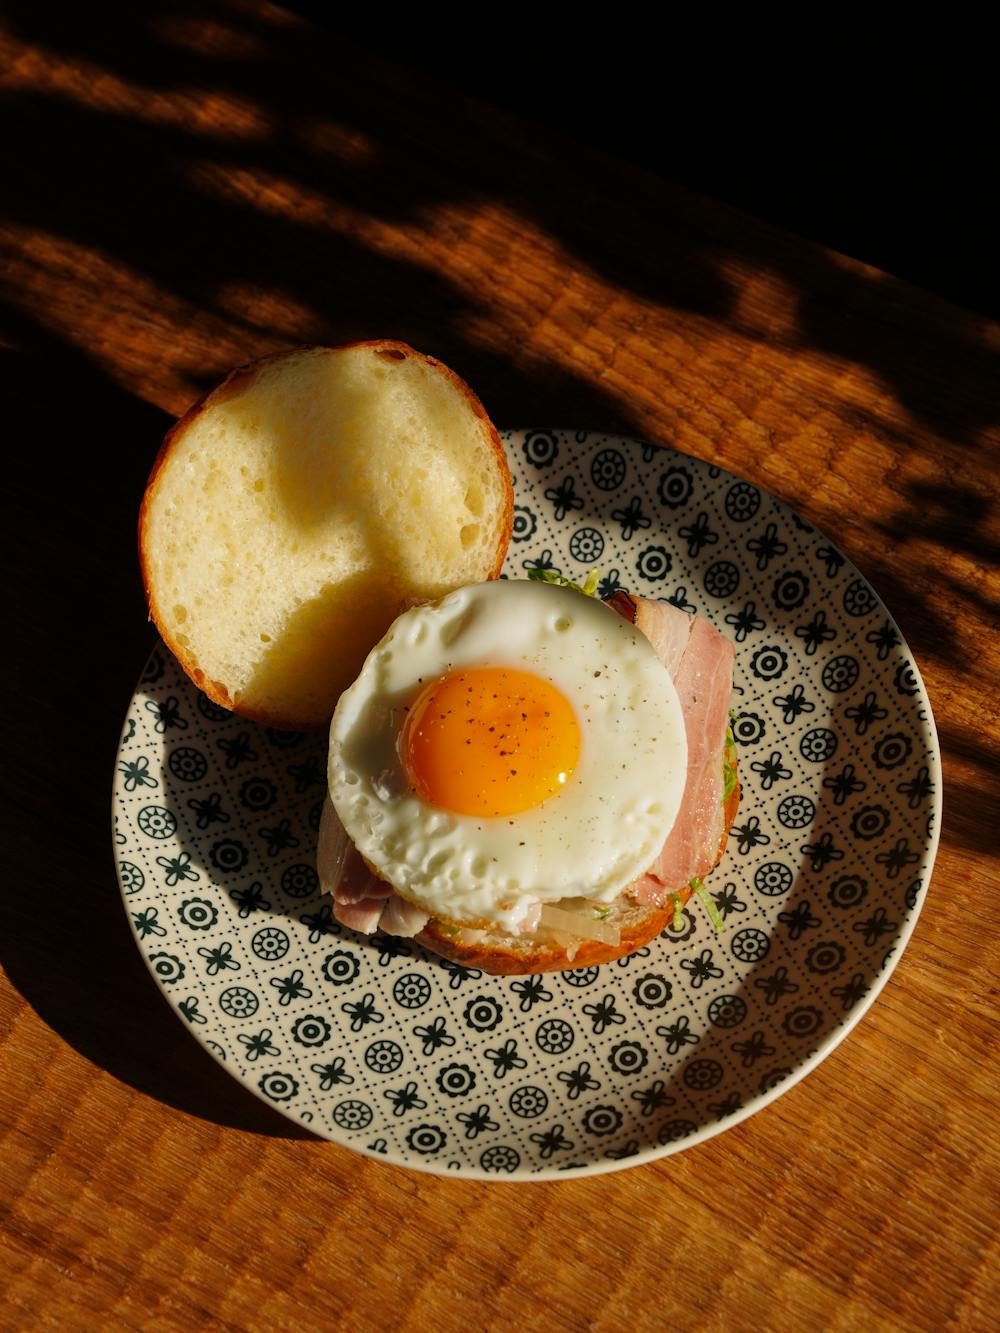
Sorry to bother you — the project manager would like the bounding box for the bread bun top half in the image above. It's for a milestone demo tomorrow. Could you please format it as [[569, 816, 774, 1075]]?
[[139, 341, 513, 729]]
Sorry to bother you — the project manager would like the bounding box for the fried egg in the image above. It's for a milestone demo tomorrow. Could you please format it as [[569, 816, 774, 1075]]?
[[328, 580, 687, 929]]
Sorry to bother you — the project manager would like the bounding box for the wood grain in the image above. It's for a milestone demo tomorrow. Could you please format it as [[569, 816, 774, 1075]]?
[[1, 2, 997, 1329]]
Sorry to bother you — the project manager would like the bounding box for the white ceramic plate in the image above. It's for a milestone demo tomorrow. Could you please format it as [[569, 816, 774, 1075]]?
[[113, 430, 941, 1178]]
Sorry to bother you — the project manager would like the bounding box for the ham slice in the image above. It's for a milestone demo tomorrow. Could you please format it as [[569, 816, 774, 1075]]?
[[634, 596, 695, 678], [317, 794, 429, 936], [336, 846, 394, 905], [379, 892, 433, 937], [333, 895, 388, 935], [606, 598, 734, 904]]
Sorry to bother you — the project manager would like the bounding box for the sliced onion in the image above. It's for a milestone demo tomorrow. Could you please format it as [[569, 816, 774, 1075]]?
[[541, 929, 584, 963], [539, 904, 620, 945]]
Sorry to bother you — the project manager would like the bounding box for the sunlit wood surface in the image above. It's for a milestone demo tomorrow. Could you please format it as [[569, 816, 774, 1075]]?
[[1, 2, 997, 1328]]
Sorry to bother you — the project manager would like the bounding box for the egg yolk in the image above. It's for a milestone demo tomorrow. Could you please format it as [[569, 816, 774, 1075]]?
[[401, 667, 581, 817]]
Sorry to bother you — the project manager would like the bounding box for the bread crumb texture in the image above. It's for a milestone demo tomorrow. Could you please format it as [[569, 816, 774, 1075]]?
[[142, 344, 510, 728]]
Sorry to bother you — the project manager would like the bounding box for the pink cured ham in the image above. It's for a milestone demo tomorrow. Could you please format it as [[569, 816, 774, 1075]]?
[[317, 794, 430, 937], [607, 596, 735, 904], [334, 850, 394, 906], [334, 893, 388, 936], [334, 847, 429, 937], [632, 594, 694, 677]]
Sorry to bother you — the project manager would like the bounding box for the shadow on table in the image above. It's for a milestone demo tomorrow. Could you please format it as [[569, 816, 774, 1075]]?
[[4, 1, 1000, 440], [0, 0, 996, 677], [0, 331, 318, 1135]]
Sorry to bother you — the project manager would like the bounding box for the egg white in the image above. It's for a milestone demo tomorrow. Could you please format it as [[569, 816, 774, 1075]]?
[[328, 580, 687, 929]]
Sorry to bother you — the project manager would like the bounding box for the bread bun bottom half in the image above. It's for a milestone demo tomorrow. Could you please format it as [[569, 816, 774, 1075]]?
[[139, 341, 512, 730], [414, 755, 740, 974]]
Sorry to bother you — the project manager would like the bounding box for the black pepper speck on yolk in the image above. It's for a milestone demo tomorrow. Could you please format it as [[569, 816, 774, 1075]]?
[[400, 667, 580, 817]]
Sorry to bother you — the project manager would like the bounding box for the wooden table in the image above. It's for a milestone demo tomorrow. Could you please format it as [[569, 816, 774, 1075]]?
[[2, 3, 997, 1328]]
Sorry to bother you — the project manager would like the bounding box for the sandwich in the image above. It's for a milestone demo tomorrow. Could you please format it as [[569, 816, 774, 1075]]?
[[140, 341, 738, 975], [319, 578, 738, 973]]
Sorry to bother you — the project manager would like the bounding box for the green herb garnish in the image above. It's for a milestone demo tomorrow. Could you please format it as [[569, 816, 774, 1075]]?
[[667, 893, 686, 932], [593, 906, 612, 921], [527, 568, 601, 597], [722, 724, 738, 803], [696, 886, 726, 934]]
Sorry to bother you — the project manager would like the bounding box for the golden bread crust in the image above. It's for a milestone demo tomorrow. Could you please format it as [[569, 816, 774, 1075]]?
[[416, 900, 682, 974]]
